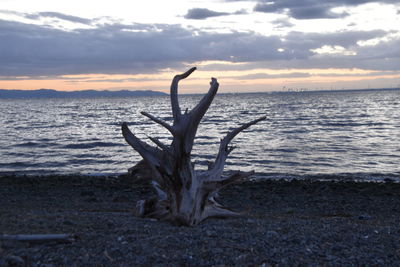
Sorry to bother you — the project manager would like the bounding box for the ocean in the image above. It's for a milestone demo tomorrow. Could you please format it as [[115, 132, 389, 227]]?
[[1, 89, 399, 181]]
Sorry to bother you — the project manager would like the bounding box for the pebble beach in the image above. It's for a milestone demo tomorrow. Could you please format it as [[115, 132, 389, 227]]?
[[1, 174, 399, 266]]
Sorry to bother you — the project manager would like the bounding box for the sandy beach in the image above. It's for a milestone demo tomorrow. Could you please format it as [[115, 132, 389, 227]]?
[[1, 174, 400, 266]]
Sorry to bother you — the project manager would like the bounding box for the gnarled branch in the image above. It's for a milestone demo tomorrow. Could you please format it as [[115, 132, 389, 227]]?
[[170, 67, 196, 122], [141, 111, 174, 135], [122, 122, 161, 168], [208, 116, 266, 179]]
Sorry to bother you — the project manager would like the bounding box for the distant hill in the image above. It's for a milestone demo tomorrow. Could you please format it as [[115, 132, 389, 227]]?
[[0, 89, 168, 98]]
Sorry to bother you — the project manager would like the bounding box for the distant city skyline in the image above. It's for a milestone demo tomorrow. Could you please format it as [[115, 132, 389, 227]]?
[[1, 0, 399, 93]]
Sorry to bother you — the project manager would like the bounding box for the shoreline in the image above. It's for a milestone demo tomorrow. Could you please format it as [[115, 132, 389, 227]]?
[[1, 174, 400, 265], [1, 171, 400, 182]]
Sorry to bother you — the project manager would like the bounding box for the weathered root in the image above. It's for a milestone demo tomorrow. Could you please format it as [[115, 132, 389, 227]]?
[[122, 68, 265, 226]]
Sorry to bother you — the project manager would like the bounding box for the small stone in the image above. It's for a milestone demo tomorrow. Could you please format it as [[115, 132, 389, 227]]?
[[86, 197, 99, 202], [112, 195, 129, 202], [63, 220, 74, 225], [266, 230, 279, 238], [206, 230, 217, 237], [80, 190, 95, 196], [331, 244, 344, 251], [325, 254, 337, 262], [236, 254, 247, 260], [5, 255, 25, 266], [358, 214, 371, 220]]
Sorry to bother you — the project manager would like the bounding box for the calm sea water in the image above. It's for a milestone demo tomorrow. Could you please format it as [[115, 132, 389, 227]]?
[[1, 89, 399, 181]]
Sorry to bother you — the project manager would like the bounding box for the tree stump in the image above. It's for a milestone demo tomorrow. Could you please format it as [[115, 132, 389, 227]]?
[[122, 67, 265, 226]]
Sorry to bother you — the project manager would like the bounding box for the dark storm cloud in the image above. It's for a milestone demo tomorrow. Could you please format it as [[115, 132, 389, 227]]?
[[184, 8, 247, 20], [254, 1, 348, 19], [0, 15, 397, 77], [0, 18, 285, 76], [228, 0, 398, 19], [200, 30, 400, 72]]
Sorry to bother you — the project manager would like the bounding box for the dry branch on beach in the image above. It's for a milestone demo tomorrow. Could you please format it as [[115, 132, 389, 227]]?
[[122, 67, 265, 226], [1, 234, 76, 243]]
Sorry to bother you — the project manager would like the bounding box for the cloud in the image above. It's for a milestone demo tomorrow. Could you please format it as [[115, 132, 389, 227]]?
[[233, 9, 248, 15], [184, 8, 229, 19], [285, 30, 388, 49], [223, 70, 400, 80], [227, 72, 311, 79], [289, 6, 348, 19], [316, 70, 400, 77], [184, 8, 247, 20], [233, 0, 399, 19], [271, 18, 294, 28], [200, 31, 400, 72], [84, 77, 170, 83], [254, 2, 349, 19], [25, 12, 92, 25], [0, 18, 286, 76], [0, 14, 398, 77]]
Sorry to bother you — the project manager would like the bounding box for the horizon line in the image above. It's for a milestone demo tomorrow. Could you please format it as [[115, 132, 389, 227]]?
[[1, 87, 400, 95]]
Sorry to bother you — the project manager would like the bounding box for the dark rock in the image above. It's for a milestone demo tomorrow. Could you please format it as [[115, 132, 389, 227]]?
[[5, 255, 25, 266], [266, 230, 279, 239], [80, 190, 95, 196], [86, 197, 99, 202], [63, 220, 74, 226], [205, 230, 217, 237], [358, 214, 372, 220], [112, 195, 130, 202]]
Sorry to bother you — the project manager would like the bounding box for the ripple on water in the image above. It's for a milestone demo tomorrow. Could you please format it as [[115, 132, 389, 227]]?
[[0, 90, 399, 178]]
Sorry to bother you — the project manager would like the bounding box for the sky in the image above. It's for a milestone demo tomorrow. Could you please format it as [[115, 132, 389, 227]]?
[[0, 0, 400, 93]]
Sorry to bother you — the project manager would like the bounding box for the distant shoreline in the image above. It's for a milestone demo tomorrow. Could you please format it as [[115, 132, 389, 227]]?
[[0, 87, 399, 99], [0, 88, 167, 99]]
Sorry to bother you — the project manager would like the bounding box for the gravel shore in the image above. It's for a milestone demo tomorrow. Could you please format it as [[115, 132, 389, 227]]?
[[1, 174, 400, 266]]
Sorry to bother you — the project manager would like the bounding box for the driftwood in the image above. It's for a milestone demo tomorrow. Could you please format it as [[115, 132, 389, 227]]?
[[127, 159, 155, 184], [122, 67, 265, 226], [0, 234, 76, 243]]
